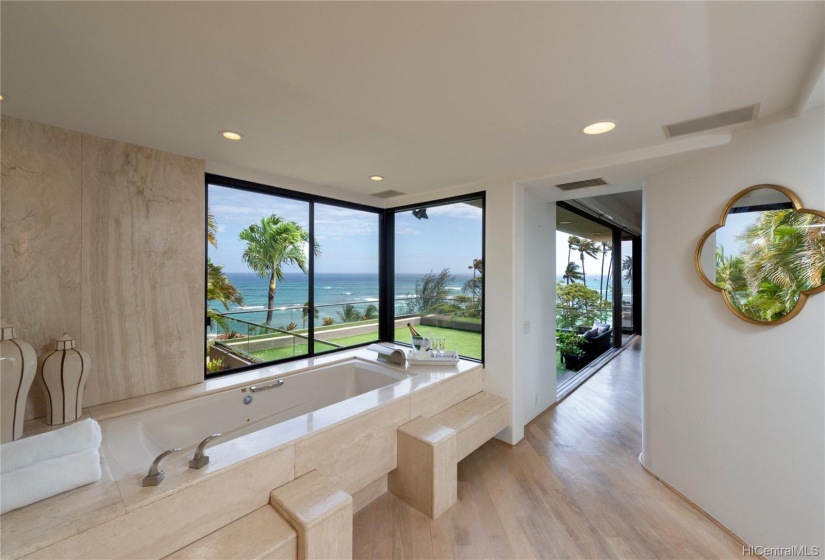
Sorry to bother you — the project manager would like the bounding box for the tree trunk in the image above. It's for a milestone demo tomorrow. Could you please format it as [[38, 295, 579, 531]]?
[[266, 269, 277, 325], [580, 252, 587, 287], [606, 258, 613, 299]]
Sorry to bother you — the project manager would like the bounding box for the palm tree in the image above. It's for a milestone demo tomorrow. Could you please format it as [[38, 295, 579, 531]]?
[[362, 304, 378, 321], [206, 207, 243, 331], [563, 261, 584, 284], [301, 301, 319, 329], [240, 214, 321, 325], [577, 239, 600, 287], [599, 242, 612, 301], [567, 236, 581, 270], [207, 209, 218, 248], [337, 304, 362, 323], [207, 258, 244, 330], [622, 255, 633, 282]]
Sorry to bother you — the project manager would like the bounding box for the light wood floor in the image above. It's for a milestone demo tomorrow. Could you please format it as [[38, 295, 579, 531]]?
[[353, 338, 742, 559]]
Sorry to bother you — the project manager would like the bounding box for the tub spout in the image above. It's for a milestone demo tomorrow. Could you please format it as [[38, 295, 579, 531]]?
[[142, 448, 181, 487], [189, 434, 222, 469]]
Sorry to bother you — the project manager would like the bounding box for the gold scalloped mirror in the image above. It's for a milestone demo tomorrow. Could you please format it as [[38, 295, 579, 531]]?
[[695, 184, 825, 325]]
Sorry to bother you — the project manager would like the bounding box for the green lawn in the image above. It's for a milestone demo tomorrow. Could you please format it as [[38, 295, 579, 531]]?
[[249, 324, 482, 362]]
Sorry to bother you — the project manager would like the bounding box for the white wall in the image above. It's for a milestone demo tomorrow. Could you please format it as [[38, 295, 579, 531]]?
[[521, 192, 558, 425], [642, 109, 825, 552]]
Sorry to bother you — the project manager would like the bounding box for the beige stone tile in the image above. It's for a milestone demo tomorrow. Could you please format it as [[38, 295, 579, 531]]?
[[294, 399, 410, 496], [25, 446, 294, 560], [270, 470, 353, 560], [304, 507, 352, 560], [0, 454, 124, 560], [351, 475, 387, 513], [269, 470, 351, 531], [0, 116, 82, 421], [389, 417, 457, 519], [79, 133, 204, 408], [163, 505, 296, 560], [410, 368, 483, 419]]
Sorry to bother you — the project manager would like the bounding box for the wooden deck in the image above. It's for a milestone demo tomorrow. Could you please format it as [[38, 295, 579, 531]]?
[[353, 338, 742, 559]]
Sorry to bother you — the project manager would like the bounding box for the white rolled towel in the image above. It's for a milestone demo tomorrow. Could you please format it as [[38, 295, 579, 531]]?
[[1, 447, 102, 514], [0, 418, 101, 474]]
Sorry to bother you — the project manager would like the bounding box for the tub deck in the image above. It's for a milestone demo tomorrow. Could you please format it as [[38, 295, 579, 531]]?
[[1, 346, 485, 560]]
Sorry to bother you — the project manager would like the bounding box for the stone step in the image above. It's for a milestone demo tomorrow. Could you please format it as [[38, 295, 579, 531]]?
[[430, 391, 510, 461], [389, 391, 510, 519], [164, 505, 297, 560]]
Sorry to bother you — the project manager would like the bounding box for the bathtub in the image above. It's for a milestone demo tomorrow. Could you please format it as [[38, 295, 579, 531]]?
[[100, 359, 409, 480]]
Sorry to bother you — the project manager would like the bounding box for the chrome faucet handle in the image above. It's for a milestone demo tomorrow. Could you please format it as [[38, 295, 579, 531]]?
[[142, 448, 181, 487], [189, 434, 222, 469]]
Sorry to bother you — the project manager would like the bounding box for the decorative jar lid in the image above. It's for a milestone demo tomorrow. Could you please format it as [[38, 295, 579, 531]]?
[[56, 333, 76, 350], [0, 318, 16, 341]]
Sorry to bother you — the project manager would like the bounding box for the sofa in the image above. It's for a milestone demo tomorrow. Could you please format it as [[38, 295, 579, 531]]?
[[576, 325, 613, 365]]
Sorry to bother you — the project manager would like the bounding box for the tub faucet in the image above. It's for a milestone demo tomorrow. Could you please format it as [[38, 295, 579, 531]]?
[[142, 448, 181, 487], [189, 434, 222, 469]]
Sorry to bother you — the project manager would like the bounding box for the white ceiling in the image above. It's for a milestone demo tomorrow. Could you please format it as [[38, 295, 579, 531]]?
[[2, 2, 823, 199]]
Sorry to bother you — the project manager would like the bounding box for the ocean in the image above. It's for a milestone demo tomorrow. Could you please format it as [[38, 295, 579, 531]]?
[[210, 272, 475, 330], [208, 271, 631, 332]]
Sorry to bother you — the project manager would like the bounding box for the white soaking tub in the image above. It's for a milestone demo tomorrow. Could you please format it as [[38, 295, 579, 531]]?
[[100, 359, 409, 480]]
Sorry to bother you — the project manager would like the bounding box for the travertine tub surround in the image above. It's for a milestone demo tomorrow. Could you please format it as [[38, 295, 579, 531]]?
[[1, 116, 204, 421], [1, 348, 485, 560]]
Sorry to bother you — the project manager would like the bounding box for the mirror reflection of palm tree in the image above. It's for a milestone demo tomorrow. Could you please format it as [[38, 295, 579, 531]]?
[[240, 214, 321, 325]]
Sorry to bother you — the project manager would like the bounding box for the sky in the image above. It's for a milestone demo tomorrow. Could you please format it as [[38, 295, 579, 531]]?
[[714, 212, 756, 257], [208, 184, 482, 274], [555, 231, 608, 275]]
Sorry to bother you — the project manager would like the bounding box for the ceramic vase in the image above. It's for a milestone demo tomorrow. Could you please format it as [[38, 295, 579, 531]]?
[[0, 319, 37, 443], [41, 333, 91, 425]]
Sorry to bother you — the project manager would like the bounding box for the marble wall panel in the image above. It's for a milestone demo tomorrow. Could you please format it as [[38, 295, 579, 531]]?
[[1, 117, 205, 416], [79, 134, 204, 406], [0, 117, 82, 419]]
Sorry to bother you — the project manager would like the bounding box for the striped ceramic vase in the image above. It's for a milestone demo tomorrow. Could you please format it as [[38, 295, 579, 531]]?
[[0, 320, 37, 442], [41, 333, 91, 425]]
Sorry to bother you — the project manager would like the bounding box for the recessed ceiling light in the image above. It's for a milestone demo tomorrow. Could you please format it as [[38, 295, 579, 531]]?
[[582, 121, 617, 135], [220, 130, 243, 141], [0, 93, 5, 101], [559, 221, 572, 224], [370, 175, 384, 181]]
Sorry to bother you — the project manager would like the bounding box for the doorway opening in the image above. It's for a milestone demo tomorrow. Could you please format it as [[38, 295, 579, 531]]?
[[555, 191, 641, 398]]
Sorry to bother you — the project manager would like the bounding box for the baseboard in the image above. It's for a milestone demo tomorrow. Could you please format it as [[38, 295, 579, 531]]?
[[638, 454, 766, 560]]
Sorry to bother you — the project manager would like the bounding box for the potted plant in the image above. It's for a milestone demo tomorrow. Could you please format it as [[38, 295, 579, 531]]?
[[558, 332, 586, 371]]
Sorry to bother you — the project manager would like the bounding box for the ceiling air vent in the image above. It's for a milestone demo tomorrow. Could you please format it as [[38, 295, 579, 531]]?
[[371, 189, 406, 198], [555, 178, 608, 191], [663, 103, 760, 138]]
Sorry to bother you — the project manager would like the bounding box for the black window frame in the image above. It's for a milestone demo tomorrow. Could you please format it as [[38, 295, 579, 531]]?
[[205, 174, 386, 378], [388, 192, 486, 364]]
